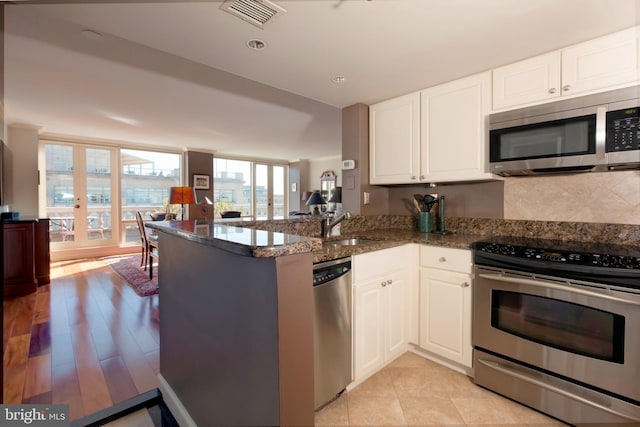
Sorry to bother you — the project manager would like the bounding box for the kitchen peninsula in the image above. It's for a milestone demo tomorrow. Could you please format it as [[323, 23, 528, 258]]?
[[146, 220, 322, 427], [147, 216, 640, 426]]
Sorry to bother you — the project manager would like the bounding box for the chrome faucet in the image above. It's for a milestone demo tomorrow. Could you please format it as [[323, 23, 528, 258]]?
[[322, 211, 352, 237]]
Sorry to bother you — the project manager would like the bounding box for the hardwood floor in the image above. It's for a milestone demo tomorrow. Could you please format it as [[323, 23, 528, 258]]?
[[3, 258, 159, 421]]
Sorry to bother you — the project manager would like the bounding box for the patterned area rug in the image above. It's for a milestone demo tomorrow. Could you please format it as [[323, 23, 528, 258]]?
[[104, 254, 159, 296]]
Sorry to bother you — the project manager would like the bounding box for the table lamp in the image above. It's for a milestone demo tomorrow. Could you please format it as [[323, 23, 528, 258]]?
[[169, 186, 196, 220], [305, 191, 326, 215], [328, 186, 342, 215], [328, 186, 342, 203]]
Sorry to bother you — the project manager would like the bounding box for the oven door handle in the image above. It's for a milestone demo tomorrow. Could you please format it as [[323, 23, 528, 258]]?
[[478, 273, 640, 306], [477, 358, 640, 422]]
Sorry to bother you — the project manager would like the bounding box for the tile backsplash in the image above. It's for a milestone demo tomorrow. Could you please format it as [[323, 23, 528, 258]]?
[[504, 170, 640, 225]]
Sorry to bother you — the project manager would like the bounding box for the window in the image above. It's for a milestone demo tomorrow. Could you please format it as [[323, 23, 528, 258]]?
[[213, 157, 287, 219], [42, 142, 183, 250], [121, 149, 181, 243], [213, 158, 252, 216], [44, 144, 116, 246]]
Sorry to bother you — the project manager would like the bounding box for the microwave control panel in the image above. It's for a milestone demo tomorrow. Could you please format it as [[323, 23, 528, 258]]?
[[606, 107, 639, 152]]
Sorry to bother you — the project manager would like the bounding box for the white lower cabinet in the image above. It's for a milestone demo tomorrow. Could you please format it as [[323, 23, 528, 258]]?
[[418, 246, 473, 368], [352, 245, 412, 382]]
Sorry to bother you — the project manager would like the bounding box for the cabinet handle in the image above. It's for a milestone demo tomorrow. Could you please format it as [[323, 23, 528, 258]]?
[[387, 279, 393, 285], [411, 176, 417, 180], [419, 175, 425, 180], [461, 282, 470, 288], [562, 84, 571, 91], [381, 281, 387, 287], [548, 88, 557, 94], [439, 257, 446, 262]]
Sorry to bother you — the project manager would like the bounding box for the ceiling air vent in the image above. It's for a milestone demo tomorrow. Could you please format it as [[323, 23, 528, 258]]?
[[221, 0, 286, 29]]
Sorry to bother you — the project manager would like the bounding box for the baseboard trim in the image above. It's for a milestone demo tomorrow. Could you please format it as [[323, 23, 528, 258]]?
[[409, 345, 474, 377], [158, 374, 198, 427]]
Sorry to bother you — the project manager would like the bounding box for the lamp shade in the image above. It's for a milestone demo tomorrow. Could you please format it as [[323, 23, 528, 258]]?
[[169, 186, 196, 205], [328, 187, 342, 203], [305, 191, 327, 206]]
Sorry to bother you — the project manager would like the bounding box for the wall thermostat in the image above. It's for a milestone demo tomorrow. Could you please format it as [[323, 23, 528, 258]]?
[[342, 160, 355, 170]]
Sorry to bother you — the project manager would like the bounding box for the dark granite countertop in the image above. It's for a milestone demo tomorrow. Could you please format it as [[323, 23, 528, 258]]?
[[146, 218, 484, 262], [146, 216, 640, 261], [314, 230, 482, 263], [146, 220, 323, 258]]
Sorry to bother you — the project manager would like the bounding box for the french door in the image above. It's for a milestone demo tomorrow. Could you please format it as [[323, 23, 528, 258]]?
[[255, 163, 286, 219], [43, 143, 118, 248], [213, 157, 287, 219]]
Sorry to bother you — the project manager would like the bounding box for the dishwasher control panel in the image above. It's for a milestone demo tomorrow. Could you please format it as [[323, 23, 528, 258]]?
[[313, 259, 352, 286]]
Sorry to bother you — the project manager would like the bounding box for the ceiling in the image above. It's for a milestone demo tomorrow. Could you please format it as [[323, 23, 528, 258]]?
[[4, 0, 640, 161]]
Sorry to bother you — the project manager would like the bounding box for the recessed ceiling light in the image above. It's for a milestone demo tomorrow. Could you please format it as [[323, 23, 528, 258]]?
[[331, 76, 347, 84], [246, 39, 266, 50], [81, 29, 104, 41]]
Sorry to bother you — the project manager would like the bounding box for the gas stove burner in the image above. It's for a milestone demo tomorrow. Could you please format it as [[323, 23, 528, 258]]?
[[472, 237, 640, 289]]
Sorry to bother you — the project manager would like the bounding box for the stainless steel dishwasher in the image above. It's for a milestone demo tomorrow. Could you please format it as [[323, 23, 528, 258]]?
[[313, 257, 352, 410]]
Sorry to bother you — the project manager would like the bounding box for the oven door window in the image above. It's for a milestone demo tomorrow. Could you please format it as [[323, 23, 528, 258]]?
[[491, 291, 625, 363], [490, 114, 596, 162]]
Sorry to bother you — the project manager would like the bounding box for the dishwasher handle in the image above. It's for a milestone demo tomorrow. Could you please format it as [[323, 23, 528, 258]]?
[[313, 258, 352, 287]]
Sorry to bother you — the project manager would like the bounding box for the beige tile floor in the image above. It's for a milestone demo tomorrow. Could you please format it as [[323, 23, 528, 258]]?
[[315, 351, 569, 426]]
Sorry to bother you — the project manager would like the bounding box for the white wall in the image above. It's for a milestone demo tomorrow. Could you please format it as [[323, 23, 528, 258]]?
[[6, 124, 39, 217], [307, 156, 341, 192]]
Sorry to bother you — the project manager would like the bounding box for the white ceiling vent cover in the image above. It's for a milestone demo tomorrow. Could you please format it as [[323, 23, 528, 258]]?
[[221, 0, 286, 29]]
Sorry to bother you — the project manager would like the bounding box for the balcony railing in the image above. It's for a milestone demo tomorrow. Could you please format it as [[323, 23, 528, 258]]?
[[47, 205, 166, 244]]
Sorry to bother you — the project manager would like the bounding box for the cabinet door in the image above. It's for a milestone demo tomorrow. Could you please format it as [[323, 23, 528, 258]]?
[[353, 279, 385, 381], [407, 244, 420, 346], [34, 219, 51, 285], [385, 271, 408, 362], [420, 245, 472, 274], [419, 268, 472, 367], [492, 51, 561, 110], [562, 27, 639, 96], [369, 92, 421, 184], [420, 72, 493, 183], [352, 245, 412, 283]]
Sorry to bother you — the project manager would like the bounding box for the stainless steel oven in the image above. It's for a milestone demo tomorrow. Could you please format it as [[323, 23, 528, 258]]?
[[472, 237, 640, 426]]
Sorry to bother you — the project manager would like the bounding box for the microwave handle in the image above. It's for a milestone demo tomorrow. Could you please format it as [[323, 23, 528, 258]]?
[[596, 106, 607, 161]]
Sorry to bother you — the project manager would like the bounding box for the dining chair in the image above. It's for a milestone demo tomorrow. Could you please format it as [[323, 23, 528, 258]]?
[[135, 211, 149, 270], [147, 231, 159, 280]]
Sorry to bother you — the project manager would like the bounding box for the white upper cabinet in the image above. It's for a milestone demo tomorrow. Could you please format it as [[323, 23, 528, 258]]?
[[421, 72, 494, 182], [492, 51, 562, 110], [369, 92, 421, 184], [370, 26, 639, 184], [493, 26, 639, 110], [369, 73, 494, 185], [562, 27, 639, 96]]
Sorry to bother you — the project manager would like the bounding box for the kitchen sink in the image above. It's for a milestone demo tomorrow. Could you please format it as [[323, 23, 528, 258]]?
[[325, 238, 379, 247]]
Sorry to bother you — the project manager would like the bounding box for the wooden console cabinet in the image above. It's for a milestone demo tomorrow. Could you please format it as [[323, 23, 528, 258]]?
[[2, 219, 50, 296]]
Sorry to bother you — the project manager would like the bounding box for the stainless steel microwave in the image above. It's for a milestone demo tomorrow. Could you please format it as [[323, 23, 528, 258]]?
[[489, 86, 640, 176]]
